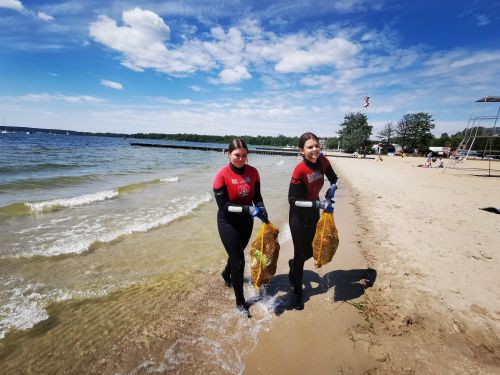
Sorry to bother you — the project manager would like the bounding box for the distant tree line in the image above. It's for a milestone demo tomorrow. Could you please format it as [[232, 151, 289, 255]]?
[[130, 133, 303, 147], [428, 129, 500, 152]]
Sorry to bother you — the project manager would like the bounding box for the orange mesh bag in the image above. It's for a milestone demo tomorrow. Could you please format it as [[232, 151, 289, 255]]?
[[250, 222, 280, 288], [312, 211, 339, 268]]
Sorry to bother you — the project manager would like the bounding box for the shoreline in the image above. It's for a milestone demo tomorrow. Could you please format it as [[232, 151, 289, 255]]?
[[244, 156, 500, 374]]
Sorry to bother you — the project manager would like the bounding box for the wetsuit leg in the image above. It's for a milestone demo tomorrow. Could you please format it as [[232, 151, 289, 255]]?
[[289, 208, 319, 292], [222, 258, 231, 283], [217, 211, 253, 305]]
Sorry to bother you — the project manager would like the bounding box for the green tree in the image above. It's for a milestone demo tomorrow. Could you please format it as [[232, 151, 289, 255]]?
[[396, 112, 435, 150], [430, 133, 451, 147], [379, 121, 395, 144], [377, 121, 396, 149], [323, 136, 339, 149], [338, 112, 373, 154]]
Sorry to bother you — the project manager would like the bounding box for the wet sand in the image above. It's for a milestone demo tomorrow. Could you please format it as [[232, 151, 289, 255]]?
[[245, 156, 500, 374]]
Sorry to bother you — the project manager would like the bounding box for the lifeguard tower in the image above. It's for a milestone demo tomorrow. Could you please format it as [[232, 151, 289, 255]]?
[[444, 96, 500, 177]]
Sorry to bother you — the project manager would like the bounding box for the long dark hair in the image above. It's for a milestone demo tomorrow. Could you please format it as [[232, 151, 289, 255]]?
[[228, 139, 248, 153], [298, 132, 319, 149]]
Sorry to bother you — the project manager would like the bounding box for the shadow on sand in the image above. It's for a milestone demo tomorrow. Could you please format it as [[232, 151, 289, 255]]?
[[248, 268, 377, 315]]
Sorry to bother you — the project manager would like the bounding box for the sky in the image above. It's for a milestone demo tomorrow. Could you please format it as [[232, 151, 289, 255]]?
[[1, 0, 500, 137]]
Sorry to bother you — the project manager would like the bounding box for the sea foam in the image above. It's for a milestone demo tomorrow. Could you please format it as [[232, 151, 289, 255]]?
[[0, 275, 136, 340], [22, 176, 178, 213], [15, 193, 212, 258], [26, 190, 119, 213]]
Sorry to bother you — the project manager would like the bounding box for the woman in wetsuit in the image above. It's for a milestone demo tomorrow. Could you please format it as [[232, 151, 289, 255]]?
[[288, 132, 338, 310], [213, 139, 268, 313]]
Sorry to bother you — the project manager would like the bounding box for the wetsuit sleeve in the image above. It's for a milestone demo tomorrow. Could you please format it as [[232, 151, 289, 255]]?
[[288, 180, 308, 206], [252, 181, 264, 208], [213, 185, 251, 215], [288, 166, 314, 206], [325, 164, 338, 185]]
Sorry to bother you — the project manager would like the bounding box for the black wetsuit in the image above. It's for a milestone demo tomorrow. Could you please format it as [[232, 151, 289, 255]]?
[[288, 156, 337, 293], [213, 163, 264, 306]]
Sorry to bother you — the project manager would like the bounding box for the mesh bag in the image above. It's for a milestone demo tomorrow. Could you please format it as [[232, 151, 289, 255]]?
[[312, 211, 339, 268], [250, 222, 280, 288]]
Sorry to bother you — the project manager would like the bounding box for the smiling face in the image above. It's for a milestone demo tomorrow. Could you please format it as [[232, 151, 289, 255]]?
[[229, 147, 248, 168], [301, 138, 321, 163]]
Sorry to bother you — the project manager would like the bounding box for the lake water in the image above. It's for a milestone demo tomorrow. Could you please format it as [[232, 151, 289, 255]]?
[[0, 132, 299, 374]]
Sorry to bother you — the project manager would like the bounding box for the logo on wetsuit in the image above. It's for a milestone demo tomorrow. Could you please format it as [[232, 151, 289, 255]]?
[[231, 176, 252, 197], [307, 171, 323, 183]]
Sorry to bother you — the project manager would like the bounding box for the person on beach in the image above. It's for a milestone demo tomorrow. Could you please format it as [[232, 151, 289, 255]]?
[[213, 139, 268, 314], [288, 132, 338, 310]]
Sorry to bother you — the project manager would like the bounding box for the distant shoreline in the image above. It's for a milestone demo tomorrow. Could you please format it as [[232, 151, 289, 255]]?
[[0, 126, 339, 148], [1, 125, 124, 138]]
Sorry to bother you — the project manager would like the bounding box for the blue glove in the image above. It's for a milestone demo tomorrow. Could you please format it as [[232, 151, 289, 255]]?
[[256, 206, 268, 222], [248, 206, 260, 217], [317, 199, 333, 213], [325, 184, 337, 199]]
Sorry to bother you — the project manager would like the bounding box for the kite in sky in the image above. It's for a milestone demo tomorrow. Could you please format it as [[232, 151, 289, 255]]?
[[363, 96, 370, 108]]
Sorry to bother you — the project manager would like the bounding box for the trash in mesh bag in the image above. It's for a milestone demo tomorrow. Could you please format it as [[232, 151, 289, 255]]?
[[250, 222, 280, 288], [312, 211, 339, 268]]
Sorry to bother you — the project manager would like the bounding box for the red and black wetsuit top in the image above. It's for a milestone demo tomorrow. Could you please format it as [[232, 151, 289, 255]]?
[[288, 154, 338, 206], [213, 163, 264, 216]]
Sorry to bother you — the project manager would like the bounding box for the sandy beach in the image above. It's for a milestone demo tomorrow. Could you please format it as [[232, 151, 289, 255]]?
[[1, 148, 498, 374], [245, 156, 500, 374]]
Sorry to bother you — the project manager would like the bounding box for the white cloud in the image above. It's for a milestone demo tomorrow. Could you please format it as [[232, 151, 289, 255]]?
[[475, 14, 490, 26], [189, 85, 201, 92], [218, 65, 251, 84], [100, 79, 123, 90], [90, 7, 214, 75], [89, 9, 255, 83], [16, 93, 105, 103], [90, 8, 171, 71], [300, 74, 335, 87], [275, 37, 361, 73], [333, 0, 368, 12], [220, 86, 243, 92], [88, 9, 372, 85], [37, 11, 54, 21], [150, 97, 192, 105], [0, 0, 24, 11], [449, 51, 500, 69], [121, 61, 144, 72], [421, 49, 500, 82], [205, 26, 245, 66]]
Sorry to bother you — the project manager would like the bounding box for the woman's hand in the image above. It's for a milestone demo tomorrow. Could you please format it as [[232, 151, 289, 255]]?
[[317, 199, 333, 212], [248, 206, 260, 217], [256, 206, 268, 222]]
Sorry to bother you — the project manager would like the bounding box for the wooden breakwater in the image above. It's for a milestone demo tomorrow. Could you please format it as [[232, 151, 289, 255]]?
[[129, 142, 373, 159]]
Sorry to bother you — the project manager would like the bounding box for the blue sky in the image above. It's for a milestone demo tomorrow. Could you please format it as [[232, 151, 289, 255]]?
[[1, 0, 499, 137]]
